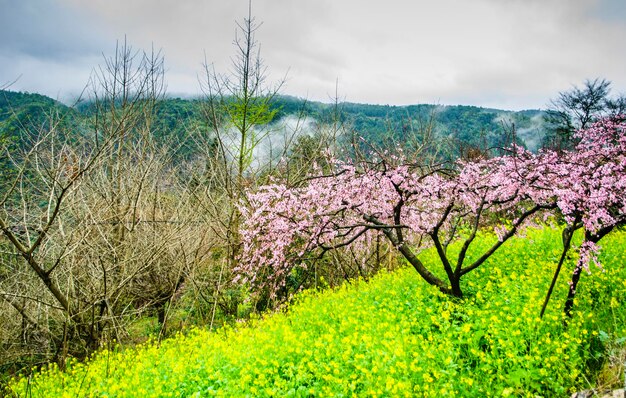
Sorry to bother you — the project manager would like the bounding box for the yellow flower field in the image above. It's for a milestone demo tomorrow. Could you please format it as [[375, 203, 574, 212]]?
[[8, 227, 626, 397]]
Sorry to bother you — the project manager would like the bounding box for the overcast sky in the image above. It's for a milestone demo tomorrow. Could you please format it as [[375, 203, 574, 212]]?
[[2, 0, 626, 110]]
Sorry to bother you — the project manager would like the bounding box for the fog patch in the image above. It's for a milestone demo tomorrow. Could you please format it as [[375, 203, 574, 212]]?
[[494, 112, 545, 151], [494, 113, 514, 125], [251, 115, 319, 169], [216, 115, 319, 173], [516, 112, 545, 152]]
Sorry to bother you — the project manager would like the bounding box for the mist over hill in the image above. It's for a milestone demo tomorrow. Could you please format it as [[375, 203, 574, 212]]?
[[272, 96, 545, 152]]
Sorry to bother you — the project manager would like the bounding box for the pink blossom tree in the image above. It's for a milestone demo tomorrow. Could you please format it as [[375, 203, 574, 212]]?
[[539, 117, 626, 317], [238, 117, 626, 310], [237, 148, 554, 299]]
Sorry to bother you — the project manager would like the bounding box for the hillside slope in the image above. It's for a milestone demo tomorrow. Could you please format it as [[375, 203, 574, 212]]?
[[8, 227, 626, 397]]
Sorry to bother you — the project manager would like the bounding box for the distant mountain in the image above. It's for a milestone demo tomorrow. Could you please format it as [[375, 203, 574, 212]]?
[[0, 90, 546, 164]]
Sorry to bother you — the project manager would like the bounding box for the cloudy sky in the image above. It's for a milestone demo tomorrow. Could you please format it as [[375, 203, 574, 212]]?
[[2, 0, 626, 110]]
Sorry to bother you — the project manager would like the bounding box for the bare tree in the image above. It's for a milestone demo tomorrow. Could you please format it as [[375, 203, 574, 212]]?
[[0, 104, 115, 367], [195, 2, 290, 319], [544, 78, 626, 150], [0, 40, 215, 372]]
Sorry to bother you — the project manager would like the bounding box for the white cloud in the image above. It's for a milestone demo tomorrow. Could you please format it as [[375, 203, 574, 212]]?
[[3, 0, 626, 110]]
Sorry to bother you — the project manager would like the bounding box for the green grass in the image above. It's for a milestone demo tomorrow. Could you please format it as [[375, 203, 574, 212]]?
[[8, 227, 626, 397]]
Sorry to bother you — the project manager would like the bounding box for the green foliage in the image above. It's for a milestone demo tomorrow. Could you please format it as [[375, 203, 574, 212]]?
[[8, 227, 626, 397], [224, 95, 279, 175]]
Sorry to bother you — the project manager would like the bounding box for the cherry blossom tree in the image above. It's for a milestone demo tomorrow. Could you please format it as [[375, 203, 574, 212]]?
[[237, 149, 554, 299], [237, 117, 626, 309], [539, 117, 626, 317]]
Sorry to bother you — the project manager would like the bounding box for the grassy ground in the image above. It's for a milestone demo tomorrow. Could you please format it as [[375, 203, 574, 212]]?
[[7, 227, 626, 397]]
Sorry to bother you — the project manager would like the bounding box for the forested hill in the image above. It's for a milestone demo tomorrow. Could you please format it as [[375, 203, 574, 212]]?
[[0, 90, 546, 156], [0, 90, 76, 137], [273, 96, 545, 152], [0, 91, 81, 181]]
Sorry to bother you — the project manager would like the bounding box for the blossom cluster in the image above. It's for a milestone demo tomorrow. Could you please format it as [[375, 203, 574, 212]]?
[[550, 118, 626, 233]]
